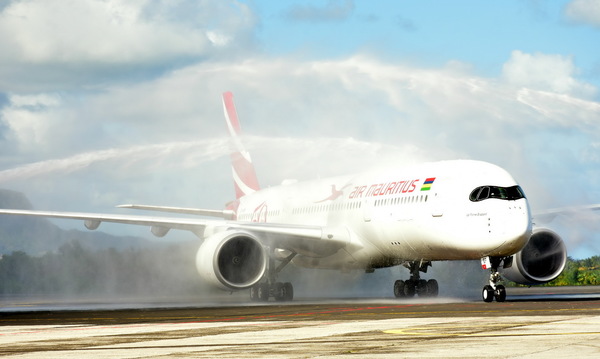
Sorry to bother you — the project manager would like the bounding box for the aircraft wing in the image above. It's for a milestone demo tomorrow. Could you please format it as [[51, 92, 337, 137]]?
[[0, 209, 352, 256], [117, 204, 236, 219], [533, 204, 600, 223], [0, 209, 211, 237]]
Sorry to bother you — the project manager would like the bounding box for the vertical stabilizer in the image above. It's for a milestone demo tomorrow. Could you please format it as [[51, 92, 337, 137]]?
[[222, 92, 260, 199]]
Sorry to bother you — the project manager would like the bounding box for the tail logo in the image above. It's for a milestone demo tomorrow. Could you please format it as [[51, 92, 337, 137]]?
[[251, 202, 268, 223], [222, 92, 260, 199]]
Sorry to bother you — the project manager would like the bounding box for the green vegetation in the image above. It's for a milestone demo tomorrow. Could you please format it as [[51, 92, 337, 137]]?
[[540, 256, 600, 287], [504, 256, 600, 287]]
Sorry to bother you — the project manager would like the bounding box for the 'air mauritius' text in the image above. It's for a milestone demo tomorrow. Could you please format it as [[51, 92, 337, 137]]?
[[349, 179, 420, 199]]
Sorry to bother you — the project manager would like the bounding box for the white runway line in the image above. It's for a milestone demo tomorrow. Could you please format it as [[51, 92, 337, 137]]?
[[4, 316, 600, 358]]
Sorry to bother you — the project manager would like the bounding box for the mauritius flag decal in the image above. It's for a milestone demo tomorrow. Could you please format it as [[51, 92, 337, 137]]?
[[421, 177, 436, 191]]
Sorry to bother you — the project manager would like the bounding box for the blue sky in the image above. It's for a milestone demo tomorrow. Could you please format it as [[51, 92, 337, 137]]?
[[0, 0, 599, 258], [255, 1, 599, 85]]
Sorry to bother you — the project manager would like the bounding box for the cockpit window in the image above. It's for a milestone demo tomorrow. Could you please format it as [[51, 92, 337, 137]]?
[[469, 185, 525, 202]]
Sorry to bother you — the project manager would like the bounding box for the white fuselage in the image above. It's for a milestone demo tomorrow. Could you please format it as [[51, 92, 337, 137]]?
[[235, 160, 532, 270]]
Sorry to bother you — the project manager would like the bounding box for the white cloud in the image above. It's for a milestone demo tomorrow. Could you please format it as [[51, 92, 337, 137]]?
[[1, 0, 198, 63], [1, 94, 62, 153], [502, 50, 597, 98], [0, 0, 257, 90], [0, 93, 103, 157], [9, 94, 61, 108], [565, 0, 600, 27]]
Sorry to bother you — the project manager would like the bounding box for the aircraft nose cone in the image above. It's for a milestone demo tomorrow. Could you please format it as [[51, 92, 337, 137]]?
[[488, 202, 531, 256]]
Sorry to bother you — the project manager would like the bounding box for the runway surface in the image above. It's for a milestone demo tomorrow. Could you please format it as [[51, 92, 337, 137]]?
[[2, 286, 600, 358]]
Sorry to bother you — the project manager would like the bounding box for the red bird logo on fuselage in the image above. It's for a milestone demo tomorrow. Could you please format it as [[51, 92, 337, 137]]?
[[315, 184, 350, 203]]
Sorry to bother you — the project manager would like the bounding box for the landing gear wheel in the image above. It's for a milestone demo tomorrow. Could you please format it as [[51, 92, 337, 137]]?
[[273, 282, 294, 301], [257, 283, 270, 302], [482, 285, 494, 303], [404, 280, 416, 297], [283, 282, 294, 301], [250, 285, 258, 301], [416, 279, 428, 297], [273, 282, 285, 301], [394, 280, 406, 298], [426, 279, 439, 297], [494, 285, 506, 302]]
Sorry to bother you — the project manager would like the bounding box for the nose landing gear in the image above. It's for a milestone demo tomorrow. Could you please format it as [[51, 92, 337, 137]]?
[[481, 256, 507, 302]]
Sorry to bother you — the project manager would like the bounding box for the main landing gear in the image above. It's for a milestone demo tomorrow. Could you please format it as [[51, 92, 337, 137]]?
[[249, 281, 294, 302], [249, 250, 296, 302], [394, 260, 439, 298], [481, 256, 506, 303]]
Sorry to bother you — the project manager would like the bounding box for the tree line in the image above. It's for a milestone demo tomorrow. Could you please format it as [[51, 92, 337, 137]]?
[[540, 256, 600, 286]]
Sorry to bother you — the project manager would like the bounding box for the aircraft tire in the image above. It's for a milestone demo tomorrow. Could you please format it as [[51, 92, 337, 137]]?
[[394, 280, 405, 298], [416, 279, 428, 296], [426, 279, 439, 297], [283, 282, 294, 301], [404, 280, 416, 297], [273, 282, 285, 301], [257, 283, 270, 302], [250, 285, 258, 301], [482, 285, 494, 303], [495, 285, 506, 302]]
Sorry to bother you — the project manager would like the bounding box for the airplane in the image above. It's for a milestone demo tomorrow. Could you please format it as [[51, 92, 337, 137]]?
[[0, 92, 591, 303]]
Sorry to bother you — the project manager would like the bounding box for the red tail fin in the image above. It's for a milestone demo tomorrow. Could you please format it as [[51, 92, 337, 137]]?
[[222, 92, 260, 199]]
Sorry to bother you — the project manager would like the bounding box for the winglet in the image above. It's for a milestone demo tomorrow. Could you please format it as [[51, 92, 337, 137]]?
[[222, 92, 260, 199]]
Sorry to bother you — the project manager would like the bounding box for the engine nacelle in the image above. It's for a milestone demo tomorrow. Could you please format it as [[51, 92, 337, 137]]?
[[500, 228, 567, 285], [195, 230, 267, 291]]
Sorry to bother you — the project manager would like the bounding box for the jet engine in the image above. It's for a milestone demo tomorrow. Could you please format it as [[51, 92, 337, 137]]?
[[195, 230, 267, 291], [500, 228, 567, 285]]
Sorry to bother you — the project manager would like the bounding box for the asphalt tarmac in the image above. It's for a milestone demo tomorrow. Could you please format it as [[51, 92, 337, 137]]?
[[2, 286, 600, 358]]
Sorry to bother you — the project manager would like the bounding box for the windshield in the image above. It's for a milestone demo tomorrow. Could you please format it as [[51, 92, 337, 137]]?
[[469, 185, 526, 202]]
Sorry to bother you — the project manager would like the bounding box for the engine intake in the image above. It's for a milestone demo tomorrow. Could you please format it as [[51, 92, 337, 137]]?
[[196, 230, 267, 291], [500, 228, 567, 285]]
